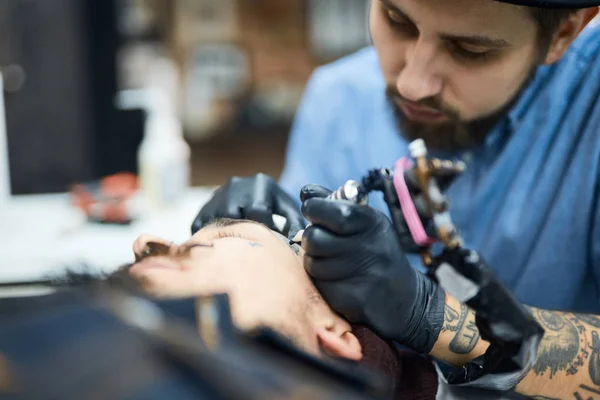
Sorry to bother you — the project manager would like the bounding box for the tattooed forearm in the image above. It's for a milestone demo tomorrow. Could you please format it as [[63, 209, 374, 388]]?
[[577, 384, 600, 397], [589, 332, 600, 385], [446, 303, 480, 354], [576, 315, 600, 329], [529, 384, 600, 400], [533, 310, 582, 378], [442, 303, 460, 332], [511, 309, 600, 400], [435, 298, 600, 400], [429, 296, 488, 366]]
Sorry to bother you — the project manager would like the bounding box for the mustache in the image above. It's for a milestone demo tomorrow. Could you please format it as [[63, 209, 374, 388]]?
[[385, 85, 460, 120]]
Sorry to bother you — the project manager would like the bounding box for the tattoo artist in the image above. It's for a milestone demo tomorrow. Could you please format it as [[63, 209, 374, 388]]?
[[195, 170, 600, 399], [196, 171, 600, 398], [298, 179, 600, 400], [191, 0, 600, 398]]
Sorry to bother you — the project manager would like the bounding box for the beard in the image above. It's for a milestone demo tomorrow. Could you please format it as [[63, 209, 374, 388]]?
[[386, 68, 538, 152]]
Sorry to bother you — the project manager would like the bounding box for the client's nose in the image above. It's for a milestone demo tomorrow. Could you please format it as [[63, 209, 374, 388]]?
[[132, 234, 172, 260]]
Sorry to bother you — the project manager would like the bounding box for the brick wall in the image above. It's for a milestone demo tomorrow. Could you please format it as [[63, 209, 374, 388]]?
[[236, 0, 318, 85]]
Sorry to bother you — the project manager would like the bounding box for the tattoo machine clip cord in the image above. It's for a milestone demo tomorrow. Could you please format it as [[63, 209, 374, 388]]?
[[394, 139, 545, 390], [393, 138, 466, 266]]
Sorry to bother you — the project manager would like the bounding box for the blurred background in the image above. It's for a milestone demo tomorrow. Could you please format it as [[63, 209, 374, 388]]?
[[0, 0, 371, 286], [1, 0, 370, 195], [0, 3, 597, 284]]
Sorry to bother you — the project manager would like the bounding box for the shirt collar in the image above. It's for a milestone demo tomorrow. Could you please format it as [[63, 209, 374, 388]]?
[[506, 65, 550, 132], [480, 65, 548, 152]]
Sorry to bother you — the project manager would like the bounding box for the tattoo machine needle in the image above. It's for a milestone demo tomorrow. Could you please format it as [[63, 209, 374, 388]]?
[[289, 180, 369, 245]]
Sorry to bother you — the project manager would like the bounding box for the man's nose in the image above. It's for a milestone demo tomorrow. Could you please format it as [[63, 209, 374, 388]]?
[[132, 234, 172, 259], [396, 40, 443, 102]]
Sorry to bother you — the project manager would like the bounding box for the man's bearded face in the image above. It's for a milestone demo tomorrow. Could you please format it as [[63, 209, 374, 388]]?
[[370, 0, 545, 151], [385, 75, 534, 151]]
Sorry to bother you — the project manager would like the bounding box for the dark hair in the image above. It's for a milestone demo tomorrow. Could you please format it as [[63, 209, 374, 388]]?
[[49, 263, 142, 294], [47, 219, 249, 289], [203, 218, 260, 229], [527, 7, 579, 51]]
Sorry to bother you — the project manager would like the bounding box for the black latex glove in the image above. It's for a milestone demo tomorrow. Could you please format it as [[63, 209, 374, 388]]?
[[300, 184, 333, 202], [397, 162, 463, 253], [191, 173, 305, 239], [300, 190, 446, 354]]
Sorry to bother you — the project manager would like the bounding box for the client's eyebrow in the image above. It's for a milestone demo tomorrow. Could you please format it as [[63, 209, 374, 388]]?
[[203, 218, 300, 255]]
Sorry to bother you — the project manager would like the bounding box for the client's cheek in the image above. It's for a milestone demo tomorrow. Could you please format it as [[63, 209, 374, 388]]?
[[224, 291, 268, 331], [135, 275, 189, 299], [128, 268, 197, 298]]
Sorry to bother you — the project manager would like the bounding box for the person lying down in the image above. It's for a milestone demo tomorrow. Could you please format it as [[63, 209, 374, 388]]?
[[109, 218, 439, 399]]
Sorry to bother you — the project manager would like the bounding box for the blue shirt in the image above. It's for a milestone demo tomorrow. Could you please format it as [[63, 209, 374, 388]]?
[[279, 23, 600, 313]]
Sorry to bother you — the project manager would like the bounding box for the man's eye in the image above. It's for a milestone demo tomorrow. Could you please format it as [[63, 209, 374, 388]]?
[[386, 9, 404, 23], [385, 10, 418, 36], [450, 43, 492, 62]]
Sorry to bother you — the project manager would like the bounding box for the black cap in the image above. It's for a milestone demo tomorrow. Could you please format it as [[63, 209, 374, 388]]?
[[497, 0, 600, 8]]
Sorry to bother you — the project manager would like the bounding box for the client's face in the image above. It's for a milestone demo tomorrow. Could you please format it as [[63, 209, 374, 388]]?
[[128, 219, 362, 361]]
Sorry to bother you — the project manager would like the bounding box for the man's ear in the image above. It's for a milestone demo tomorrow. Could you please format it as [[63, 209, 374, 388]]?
[[316, 327, 363, 361], [544, 8, 599, 65]]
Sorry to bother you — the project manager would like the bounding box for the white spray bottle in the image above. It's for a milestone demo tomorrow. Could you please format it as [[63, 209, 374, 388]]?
[[116, 59, 190, 211]]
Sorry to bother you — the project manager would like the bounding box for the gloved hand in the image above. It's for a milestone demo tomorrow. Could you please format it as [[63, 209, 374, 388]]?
[[396, 160, 464, 253], [300, 190, 446, 354], [191, 173, 305, 239]]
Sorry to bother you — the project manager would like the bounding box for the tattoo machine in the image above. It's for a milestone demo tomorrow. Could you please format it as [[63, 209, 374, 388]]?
[[397, 140, 544, 389], [297, 138, 544, 390], [289, 181, 368, 244]]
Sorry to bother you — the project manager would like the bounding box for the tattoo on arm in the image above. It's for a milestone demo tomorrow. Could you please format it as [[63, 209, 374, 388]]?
[[576, 315, 600, 329], [575, 384, 600, 399], [589, 332, 600, 385], [442, 304, 460, 332], [531, 384, 600, 399], [520, 310, 600, 399], [447, 303, 480, 354], [533, 310, 589, 378]]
